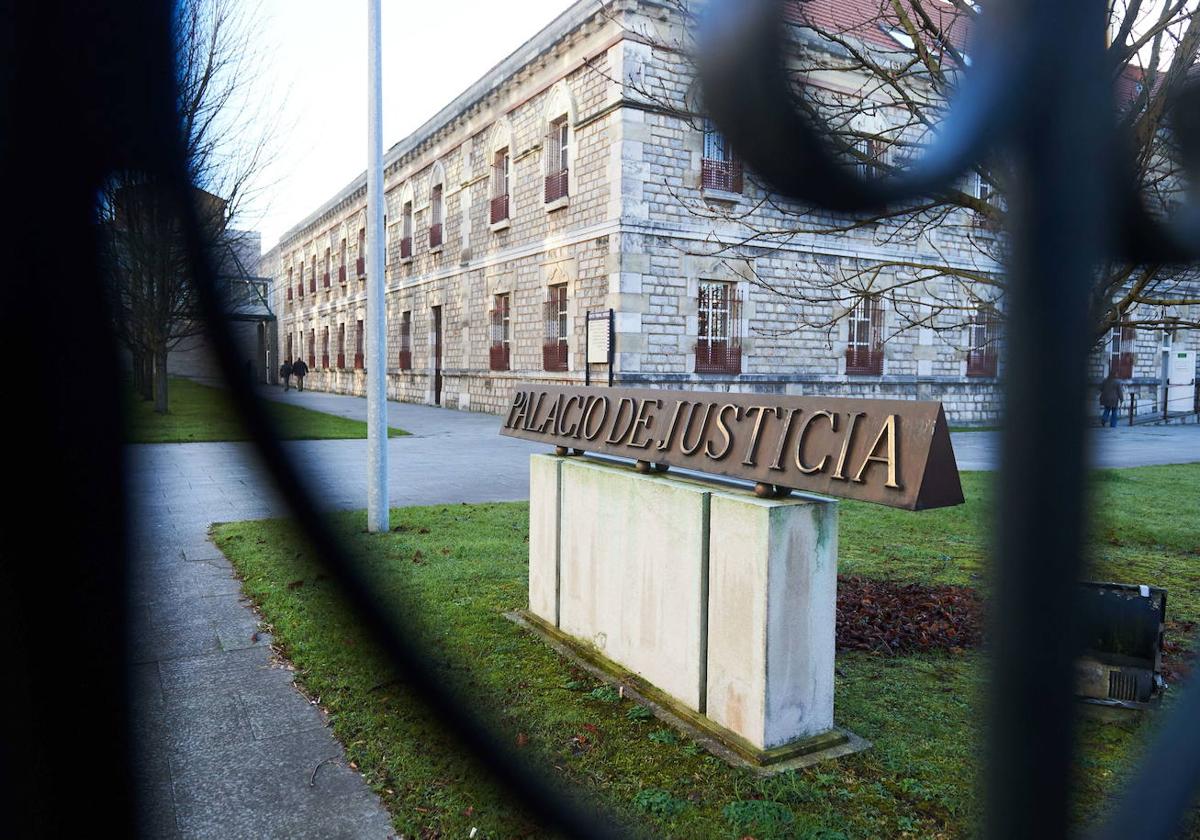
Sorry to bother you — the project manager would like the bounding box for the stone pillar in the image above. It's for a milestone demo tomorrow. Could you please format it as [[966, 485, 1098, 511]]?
[[527, 454, 849, 764]]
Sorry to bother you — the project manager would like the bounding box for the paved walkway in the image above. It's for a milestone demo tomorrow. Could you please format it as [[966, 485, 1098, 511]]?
[[131, 387, 1200, 838]]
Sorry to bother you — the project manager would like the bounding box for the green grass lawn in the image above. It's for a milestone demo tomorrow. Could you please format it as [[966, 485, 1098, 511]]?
[[211, 465, 1200, 839], [127, 377, 407, 443]]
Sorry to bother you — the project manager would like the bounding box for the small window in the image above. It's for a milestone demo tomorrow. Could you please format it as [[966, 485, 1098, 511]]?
[[357, 228, 366, 277], [491, 148, 511, 224], [702, 118, 743, 194], [338, 323, 346, 369], [855, 138, 890, 179], [845, 295, 884, 375], [1109, 320, 1135, 379], [308, 329, 316, 369], [545, 117, 570, 204], [429, 185, 444, 250], [967, 306, 1000, 377], [322, 326, 330, 369], [339, 239, 347, 283], [401, 202, 413, 260], [310, 256, 317, 293], [297, 264, 304, 298], [323, 248, 331, 288], [354, 319, 364, 370], [398, 311, 412, 370], [490, 293, 511, 371], [696, 282, 742, 374], [543, 284, 568, 372]]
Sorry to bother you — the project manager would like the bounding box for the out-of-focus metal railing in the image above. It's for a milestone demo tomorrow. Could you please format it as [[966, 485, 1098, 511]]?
[[696, 2, 1200, 838]]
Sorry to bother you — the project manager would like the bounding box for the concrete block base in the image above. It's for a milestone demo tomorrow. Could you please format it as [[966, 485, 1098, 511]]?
[[508, 610, 869, 773], [527, 453, 865, 767]]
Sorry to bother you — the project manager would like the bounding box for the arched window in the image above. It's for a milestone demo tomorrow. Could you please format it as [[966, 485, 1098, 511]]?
[[429, 162, 446, 250], [399, 182, 414, 262], [490, 119, 515, 227], [542, 83, 577, 208]]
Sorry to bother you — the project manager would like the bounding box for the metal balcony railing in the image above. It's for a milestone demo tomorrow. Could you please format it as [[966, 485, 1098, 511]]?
[[701, 158, 743, 193], [544, 169, 568, 203], [490, 194, 509, 224], [845, 346, 884, 375], [695, 339, 742, 374]]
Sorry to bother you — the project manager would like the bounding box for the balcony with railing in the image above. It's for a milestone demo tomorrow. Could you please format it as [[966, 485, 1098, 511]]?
[[428, 223, 442, 250], [967, 350, 999, 377], [1110, 351, 1135, 379], [695, 340, 742, 374], [702, 158, 744, 195], [489, 343, 510, 372], [845, 346, 884, 375], [545, 169, 569, 205], [542, 341, 568, 373], [490, 194, 510, 226]]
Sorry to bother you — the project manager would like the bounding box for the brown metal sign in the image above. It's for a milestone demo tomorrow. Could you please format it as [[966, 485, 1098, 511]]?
[[500, 385, 963, 510]]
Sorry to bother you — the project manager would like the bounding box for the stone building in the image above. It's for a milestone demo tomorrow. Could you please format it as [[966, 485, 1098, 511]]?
[[266, 0, 1199, 424]]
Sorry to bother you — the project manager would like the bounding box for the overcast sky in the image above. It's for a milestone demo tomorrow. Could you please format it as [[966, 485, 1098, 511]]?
[[247, 0, 575, 252]]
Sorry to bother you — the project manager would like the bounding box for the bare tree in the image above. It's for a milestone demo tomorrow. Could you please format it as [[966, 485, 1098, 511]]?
[[617, 0, 1200, 356], [102, 0, 277, 413]]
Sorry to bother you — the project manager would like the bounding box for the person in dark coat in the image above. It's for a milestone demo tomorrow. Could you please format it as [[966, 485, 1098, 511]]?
[[292, 357, 308, 392], [1099, 372, 1123, 428], [279, 359, 293, 391]]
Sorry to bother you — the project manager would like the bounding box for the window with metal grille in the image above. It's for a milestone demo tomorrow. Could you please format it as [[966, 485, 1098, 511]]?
[[308, 329, 316, 369], [702, 118, 743, 193], [846, 295, 884, 375], [543, 284, 568, 372], [491, 148, 510, 224], [339, 239, 347, 283], [401, 201, 413, 260], [696, 282, 742, 374], [354, 319, 364, 370], [337, 323, 346, 369], [490, 293, 511, 371], [429, 184, 443, 249], [855, 138, 891, 180], [398, 310, 412, 370], [967, 306, 1001, 377], [322, 326, 330, 369], [1109, 320, 1136, 378], [545, 117, 569, 203]]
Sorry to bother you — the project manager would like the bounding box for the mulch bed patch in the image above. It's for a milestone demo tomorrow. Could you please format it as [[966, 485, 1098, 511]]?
[[837, 575, 984, 656]]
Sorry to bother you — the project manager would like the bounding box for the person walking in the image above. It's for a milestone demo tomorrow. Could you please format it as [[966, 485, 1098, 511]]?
[[1099, 371, 1123, 428], [279, 359, 293, 392], [292, 356, 308, 392]]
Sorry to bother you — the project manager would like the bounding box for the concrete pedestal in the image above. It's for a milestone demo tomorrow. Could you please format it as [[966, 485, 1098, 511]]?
[[526, 454, 858, 766]]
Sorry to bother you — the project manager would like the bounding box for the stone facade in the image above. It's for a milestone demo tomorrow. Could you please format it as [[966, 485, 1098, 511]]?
[[265, 0, 1200, 424]]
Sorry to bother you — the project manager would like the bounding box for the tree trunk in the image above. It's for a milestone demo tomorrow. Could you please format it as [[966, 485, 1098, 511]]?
[[141, 353, 154, 401], [153, 347, 169, 414], [130, 350, 143, 394]]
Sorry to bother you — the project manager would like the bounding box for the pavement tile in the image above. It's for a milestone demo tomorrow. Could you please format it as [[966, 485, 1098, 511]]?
[[157, 646, 293, 700]]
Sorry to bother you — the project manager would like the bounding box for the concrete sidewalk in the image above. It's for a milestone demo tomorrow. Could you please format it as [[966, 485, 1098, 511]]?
[[131, 387, 1199, 837]]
